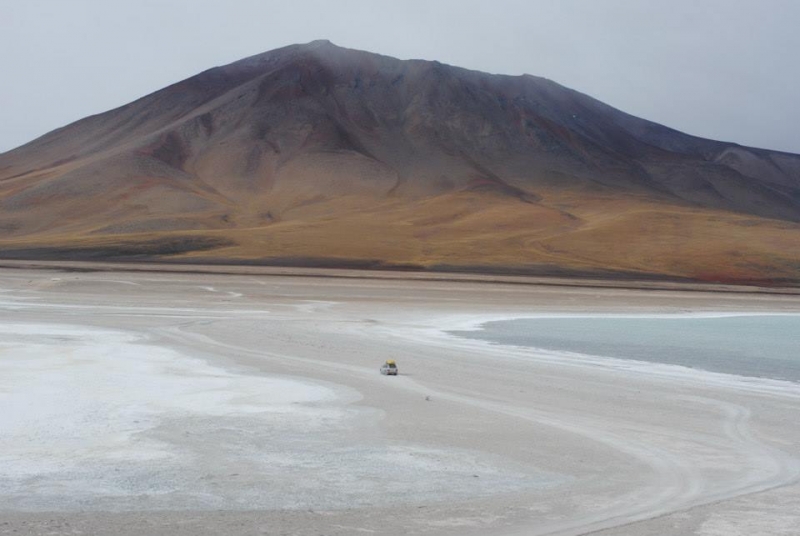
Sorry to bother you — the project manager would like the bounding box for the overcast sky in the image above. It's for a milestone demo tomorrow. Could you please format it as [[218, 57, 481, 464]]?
[[2, 0, 799, 154]]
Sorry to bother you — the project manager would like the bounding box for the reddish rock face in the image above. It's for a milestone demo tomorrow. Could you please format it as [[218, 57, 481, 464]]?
[[1, 40, 799, 282]]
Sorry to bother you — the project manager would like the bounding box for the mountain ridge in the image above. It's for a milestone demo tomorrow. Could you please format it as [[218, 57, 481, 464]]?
[[1, 41, 799, 284]]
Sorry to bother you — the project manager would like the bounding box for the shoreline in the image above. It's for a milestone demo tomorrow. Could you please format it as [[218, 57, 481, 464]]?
[[435, 313, 800, 397], [2, 258, 799, 295]]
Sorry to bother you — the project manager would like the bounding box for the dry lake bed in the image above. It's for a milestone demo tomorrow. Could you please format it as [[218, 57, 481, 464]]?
[[1, 267, 800, 535]]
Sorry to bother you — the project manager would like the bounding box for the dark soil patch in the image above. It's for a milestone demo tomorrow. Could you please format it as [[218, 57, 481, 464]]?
[[0, 236, 233, 261]]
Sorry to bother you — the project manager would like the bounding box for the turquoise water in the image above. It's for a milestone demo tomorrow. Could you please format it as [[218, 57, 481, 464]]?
[[452, 315, 800, 382]]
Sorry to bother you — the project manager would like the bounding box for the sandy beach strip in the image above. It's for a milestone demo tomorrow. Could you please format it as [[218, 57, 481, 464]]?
[[1, 267, 800, 535]]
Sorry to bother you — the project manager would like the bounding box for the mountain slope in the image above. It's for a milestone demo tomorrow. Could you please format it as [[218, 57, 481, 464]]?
[[1, 40, 799, 283]]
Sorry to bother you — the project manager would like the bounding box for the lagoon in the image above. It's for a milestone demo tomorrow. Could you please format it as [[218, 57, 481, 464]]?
[[453, 314, 800, 382]]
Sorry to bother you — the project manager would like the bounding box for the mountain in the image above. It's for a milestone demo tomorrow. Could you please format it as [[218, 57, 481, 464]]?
[[1, 40, 799, 283]]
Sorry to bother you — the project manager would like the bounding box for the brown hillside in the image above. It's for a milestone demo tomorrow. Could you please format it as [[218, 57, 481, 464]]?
[[1, 40, 799, 283]]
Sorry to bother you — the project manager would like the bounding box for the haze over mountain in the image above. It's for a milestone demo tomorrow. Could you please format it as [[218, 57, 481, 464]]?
[[1, 41, 799, 283]]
